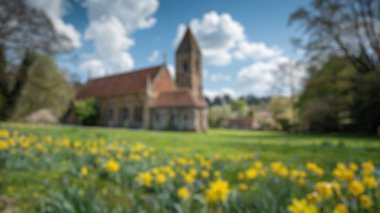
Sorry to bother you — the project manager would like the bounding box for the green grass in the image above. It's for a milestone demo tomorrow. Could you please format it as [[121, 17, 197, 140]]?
[[1, 123, 380, 211], [2, 122, 380, 165]]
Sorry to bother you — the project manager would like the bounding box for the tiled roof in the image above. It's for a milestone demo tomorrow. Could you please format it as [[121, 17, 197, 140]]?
[[150, 89, 206, 108], [76, 65, 163, 99], [228, 118, 254, 126]]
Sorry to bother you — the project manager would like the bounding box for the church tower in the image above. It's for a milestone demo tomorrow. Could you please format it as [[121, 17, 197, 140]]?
[[175, 27, 203, 100]]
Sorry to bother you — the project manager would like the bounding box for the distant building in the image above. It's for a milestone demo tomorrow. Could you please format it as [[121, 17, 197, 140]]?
[[76, 27, 208, 131], [228, 118, 255, 130], [227, 109, 276, 130]]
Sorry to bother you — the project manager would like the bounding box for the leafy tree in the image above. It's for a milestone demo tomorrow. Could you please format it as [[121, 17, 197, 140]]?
[[0, 0, 74, 120], [298, 57, 356, 132], [208, 104, 233, 128], [12, 55, 75, 120], [73, 98, 100, 126], [231, 100, 250, 118], [290, 0, 380, 133], [0, 48, 36, 119], [268, 97, 293, 131]]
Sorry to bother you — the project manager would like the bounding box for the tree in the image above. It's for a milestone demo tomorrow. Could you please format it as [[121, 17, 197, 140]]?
[[12, 55, 75, 120], [297, 57, 357, 132], [290, 0, 380, 133], [0, 0, 72, 59], [268, 97, 293, 131], [231, 100, 250, 118], [289, 0, 380, 73], [0, 0, 73, 120], [0, 48, 36, 119], [272, 61, 305, 125], [208, 104, 233, 128]]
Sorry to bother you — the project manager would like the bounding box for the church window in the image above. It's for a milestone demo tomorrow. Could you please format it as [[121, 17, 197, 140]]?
[[120, 108, 129, 121], [155, 111, 160, 121], [181, 62, 188, 72], [108, 108, 113, 120], [134, 106, 143, 123]]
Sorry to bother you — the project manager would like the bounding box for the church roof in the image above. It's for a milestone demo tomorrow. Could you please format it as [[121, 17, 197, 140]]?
[[176, 27, 201, 54], [76, 65, 163, 99], [150, 89, 206, 108]]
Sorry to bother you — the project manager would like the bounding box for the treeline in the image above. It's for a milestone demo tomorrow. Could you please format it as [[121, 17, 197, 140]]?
[[289, 0, 380, 134], [206, 96, 293, 131]]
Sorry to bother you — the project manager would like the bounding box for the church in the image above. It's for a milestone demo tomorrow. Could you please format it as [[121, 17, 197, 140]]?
[[76, 27, 208, 131]]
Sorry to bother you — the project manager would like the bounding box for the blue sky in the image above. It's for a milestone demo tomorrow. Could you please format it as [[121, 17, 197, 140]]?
[[29, 0, 309, 98]]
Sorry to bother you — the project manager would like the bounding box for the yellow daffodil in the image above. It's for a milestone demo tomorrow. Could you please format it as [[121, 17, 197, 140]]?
[[177, 187, 190, 200], [363, 176, 378, 189], [184, 173, 195, 184], [333, 203, 348, 213], [315, 182, 333, 199], [288, 198, 318, 213], [104, 159, 120, 173], [360, 194, 373, 209], [156, 174, 166, 184], [245, 168, 257, 180], [137, 172, 153, 187], [205, 179, 230, 203], [81, 166, 88, 177], [348, 180, 365, 196]]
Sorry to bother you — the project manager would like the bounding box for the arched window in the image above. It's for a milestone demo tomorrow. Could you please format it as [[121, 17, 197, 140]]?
[[182, 62, 188, 72], [155, 111, 160, 121]]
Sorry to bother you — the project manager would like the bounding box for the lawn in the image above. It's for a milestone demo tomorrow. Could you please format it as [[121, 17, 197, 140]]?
[[1, 123, 379, 212], [2, 123, 379, 164]]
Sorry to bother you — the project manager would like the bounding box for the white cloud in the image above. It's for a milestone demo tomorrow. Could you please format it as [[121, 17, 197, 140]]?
[[80, 58, 106, 78], [26, 0, 81, 49], [175, 11, 244, 66], [234, 41, 282, 60], [148, 50, 160, 63], [84, 0, 158, 33], [167, 64, 175, 78], [84, 16, 134, 73], [209, 73, 231, 82], [174, 11, 281, 66], [237, 57, 306, 97], [204, 88, 237, 99], [81, 0, 159, 76]]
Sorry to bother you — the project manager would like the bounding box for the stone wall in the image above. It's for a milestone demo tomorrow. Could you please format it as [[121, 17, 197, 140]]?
[[150, 108, 198, 131], [98, 94, 148, 128]]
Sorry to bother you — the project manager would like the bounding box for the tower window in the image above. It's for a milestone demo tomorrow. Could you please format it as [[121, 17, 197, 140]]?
[[181, 63, 188, 72]]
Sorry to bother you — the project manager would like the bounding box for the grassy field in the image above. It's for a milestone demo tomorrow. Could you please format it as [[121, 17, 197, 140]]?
[[1, 123, 380, 212], [2, 123, 379, 164]]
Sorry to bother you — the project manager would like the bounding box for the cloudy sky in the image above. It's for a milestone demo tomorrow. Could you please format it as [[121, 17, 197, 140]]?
[[27, 0, 308, 98]]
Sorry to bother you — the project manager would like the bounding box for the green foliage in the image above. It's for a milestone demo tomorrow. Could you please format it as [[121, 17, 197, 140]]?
[[231, 100, 250, 118], [0, 50, 37, 120], [73, 98, 99, 126], [289, 0, 380, 133], [269, 97, 294, 131], [208, 104, 233, 127], [351, 72, 380, 133], [12, 55, 74, 121], [298, 57, 357, 132]]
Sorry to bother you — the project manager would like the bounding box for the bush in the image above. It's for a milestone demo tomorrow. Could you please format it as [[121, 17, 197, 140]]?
[[73, 98, 99, 126]]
